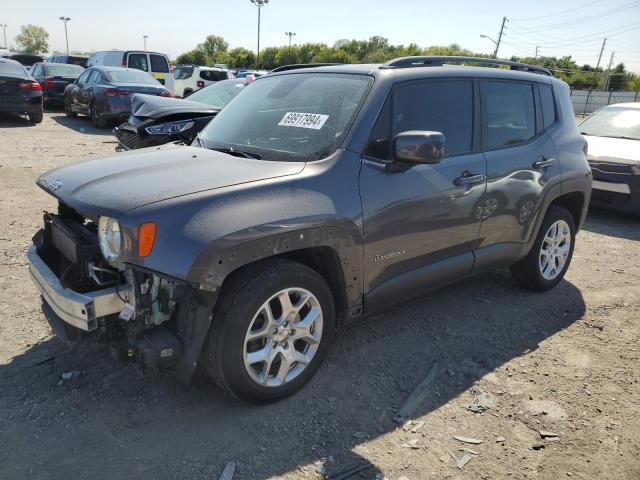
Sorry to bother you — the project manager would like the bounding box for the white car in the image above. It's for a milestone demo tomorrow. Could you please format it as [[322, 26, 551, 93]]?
[[579, 102, 640, 214], [172, 65, 233, 97]]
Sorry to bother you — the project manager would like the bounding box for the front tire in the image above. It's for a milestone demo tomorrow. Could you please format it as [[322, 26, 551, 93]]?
[[510, 205, 576, 291], [201, 258, 335, 404]]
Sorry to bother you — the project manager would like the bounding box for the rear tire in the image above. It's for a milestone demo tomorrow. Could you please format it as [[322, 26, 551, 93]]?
[[90, 102, 107, 128], [510, 205, 576, 291], [28, 111, 43, 124], [200, 258, 335, 404]]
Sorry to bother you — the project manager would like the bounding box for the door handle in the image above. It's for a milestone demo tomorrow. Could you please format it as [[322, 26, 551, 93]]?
[[454, 172, 486, 186], [533, 157, 555, 169]]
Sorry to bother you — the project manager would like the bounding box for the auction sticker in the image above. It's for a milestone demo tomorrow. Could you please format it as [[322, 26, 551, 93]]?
[[278, 112, 329, 130]]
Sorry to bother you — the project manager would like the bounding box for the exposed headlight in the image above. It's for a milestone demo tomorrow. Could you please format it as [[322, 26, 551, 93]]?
[[145, 120, 195, 135], [98, 216, 122, 262]]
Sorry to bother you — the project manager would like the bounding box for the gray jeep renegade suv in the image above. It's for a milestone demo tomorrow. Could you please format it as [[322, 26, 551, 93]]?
[[28, 57, 591, 403]]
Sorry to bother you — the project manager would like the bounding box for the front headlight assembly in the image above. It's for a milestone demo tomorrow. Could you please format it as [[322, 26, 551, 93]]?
[[98, 216, 122, 262], [145, 120, 195, 136]]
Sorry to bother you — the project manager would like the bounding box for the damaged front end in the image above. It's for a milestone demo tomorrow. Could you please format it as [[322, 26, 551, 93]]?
[[28, 202, 217, 381]]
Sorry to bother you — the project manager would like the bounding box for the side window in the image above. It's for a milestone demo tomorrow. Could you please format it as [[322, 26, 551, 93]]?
[[365, 96, 392, 160], [539, 84, 557, 130], [149, 54, 169, 73], [394, 80, 474, 156], [77, 70, 92, 84], [483, 81, 536, 149], [128, 53, 149, 72]]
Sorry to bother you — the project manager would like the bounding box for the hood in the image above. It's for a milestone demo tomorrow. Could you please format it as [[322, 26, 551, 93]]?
[[130, 93, 218, 120], [583, 134, 640, 164], [37, 145, 305, 217]]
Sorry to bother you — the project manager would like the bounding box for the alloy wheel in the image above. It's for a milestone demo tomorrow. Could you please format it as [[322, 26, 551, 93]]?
[[539, 219, 571, 280], [243, 287, 323, 387]]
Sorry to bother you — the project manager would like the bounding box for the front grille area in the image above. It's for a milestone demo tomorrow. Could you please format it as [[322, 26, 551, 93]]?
[[114, 128, 141, 150]]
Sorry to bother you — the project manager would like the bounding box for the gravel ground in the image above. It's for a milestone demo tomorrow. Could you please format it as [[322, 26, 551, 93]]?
[[0, 110, 639, 480]]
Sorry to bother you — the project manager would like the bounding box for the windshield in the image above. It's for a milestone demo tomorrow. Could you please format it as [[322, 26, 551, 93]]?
[[580, 106, 640, 141], [107, 70, 159, 84], [187, 80, 246, 108], [46, 64, 84, 77], [173, 66, 194, 79], [199, 73, 373, 161]]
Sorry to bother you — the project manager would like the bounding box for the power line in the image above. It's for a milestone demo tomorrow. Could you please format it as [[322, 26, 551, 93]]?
[[509, 0, 607, 22], [505, 22, 640, 48]]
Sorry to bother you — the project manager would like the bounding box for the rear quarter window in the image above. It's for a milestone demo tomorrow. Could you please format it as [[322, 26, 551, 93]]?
[[150, 54, 169, 73], [200, 70, 228, 81], [539, 84, 557, 130], [483, 81, 536, 149]]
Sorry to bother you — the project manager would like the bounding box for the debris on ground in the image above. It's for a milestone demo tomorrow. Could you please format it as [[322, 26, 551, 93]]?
[[394, 361, 440, 422], [539, 430, 559, 438], [468, 385, 494, 413], [459, 448, 479, 455], [325, 461, 373, 480], [496, 436, 506, 443], [532, 443, 546, 451], [61, 370, 79, 381], [218, 461, 236, 480], [402, 420, 425, 433], [453, 435, 483, 445], [401, 439, 420, 449], [352, 431, 366, 440], [449, 450, 474, 470]]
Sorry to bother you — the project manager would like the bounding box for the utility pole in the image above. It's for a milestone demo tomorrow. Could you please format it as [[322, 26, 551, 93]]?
[[59, 17, 71, 53], [285, 32, 296, 55], [493, 16, 507, 58], [590, 38, 606, 90], [604, 50, 615, 91], [143, 35, 148, 52], [1, 24, 7, 50], [250, 0, 269, 69], [535, 45, 539, 59]]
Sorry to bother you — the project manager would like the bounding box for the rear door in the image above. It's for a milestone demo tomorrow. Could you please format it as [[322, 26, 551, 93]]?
[[78, 69, 100, 110], [361, 78, 487, 307], [474, 79, 561, 269]]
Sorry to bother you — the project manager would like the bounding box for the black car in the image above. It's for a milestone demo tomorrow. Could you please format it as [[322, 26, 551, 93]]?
[[30, 62, 84, 107], [9, 54, 44, 67], [0, 58, 43, 123], [64, 66, 173, 128], [113, 78, 248, 150]]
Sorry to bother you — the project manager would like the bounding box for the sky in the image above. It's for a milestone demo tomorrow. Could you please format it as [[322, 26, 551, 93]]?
[[2, 0, 639, 72]]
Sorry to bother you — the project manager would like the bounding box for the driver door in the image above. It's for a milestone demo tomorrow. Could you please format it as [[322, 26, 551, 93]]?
[[360, 79, 487, 310]]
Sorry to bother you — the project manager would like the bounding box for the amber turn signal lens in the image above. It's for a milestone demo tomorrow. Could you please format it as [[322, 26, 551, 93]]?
[[138, 222, 156, 257]]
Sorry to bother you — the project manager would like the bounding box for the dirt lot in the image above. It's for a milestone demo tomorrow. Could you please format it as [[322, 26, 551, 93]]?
[[1, 111, 639, 480]]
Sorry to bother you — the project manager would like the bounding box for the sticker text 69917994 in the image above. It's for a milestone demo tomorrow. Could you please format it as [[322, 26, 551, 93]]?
[[278, 112, 329, 130]]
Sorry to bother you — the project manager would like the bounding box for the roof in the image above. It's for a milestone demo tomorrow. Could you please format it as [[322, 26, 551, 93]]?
[[601, 102, 640, 109]]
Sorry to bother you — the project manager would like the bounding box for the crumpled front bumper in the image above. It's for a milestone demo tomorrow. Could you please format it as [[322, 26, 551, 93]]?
[[27, 245, 128, 332]]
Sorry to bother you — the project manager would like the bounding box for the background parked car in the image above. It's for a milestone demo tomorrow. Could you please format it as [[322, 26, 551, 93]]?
[[0, 58, 43, 123], [46, 54, 88, 68], [64, 66, 173, 128], [30, 62, 84, 107], [88, 50, 175, 93], [9, 54, 44, 68], [173, 65, 233, 97], [113, 78, 249, 150], [580, 103, 640, 214]]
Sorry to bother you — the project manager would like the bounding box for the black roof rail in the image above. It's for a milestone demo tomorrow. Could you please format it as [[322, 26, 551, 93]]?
[[380, 56, 552, 76], [270, 63, 342, 73]]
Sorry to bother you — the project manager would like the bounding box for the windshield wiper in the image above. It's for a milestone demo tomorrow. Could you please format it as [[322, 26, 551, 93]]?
[[210, 146, 262, 159]]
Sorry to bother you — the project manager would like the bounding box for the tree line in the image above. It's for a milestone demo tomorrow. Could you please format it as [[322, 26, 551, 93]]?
[[177, 35, 640, 91]]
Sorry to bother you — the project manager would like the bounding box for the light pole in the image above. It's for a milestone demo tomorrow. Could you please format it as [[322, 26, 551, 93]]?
[[285, 31, 296, 55], [250, 0, 269, 69], [480, 34, 498, 56], [59, 17, 71, 53], [143, 35, 148, 52], [1, 24, 7, 50]]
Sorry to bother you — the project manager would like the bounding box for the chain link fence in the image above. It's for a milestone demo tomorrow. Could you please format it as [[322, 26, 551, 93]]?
[[571, 89, 640, 117]]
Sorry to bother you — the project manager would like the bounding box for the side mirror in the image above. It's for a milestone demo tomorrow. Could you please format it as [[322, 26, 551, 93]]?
[[392, 130, 445, 166]]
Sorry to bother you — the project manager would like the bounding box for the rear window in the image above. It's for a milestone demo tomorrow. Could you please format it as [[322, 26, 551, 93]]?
[[0, 60, 27, 76], [200, 70, 228, 81], [187, 80, 246, 108], [173, 66, 193, 80], [107, 70, 159, 84], [46, 64, 84, 78], [483, 81, 536, 149], [66, 56, 88, 67], [150, 54, 169, 73], [128, 53, 149, 72]]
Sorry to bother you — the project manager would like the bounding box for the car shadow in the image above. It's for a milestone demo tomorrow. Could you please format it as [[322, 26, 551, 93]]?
[[50, 114, 115, 137], [0, 269, 585, 479], [583, 207, 639, 241], [0, 112, 36, 128]]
